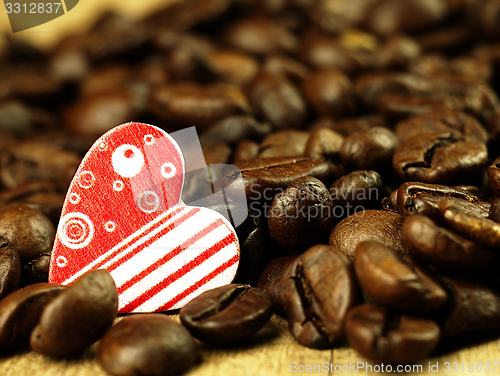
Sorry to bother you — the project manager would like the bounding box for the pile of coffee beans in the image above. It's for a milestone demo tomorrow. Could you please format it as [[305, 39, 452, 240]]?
[[2, 0, 500, 372]]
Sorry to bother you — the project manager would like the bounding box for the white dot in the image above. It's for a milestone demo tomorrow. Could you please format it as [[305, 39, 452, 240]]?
[[137, 191, 160, 213], [112, 144, 144, 178], [56, 256, 67, 267], [69, 193, 80, 204], [104, 221, 116, 232], [113, 180, 124, 192], [161, 162, 176, 178], [78, 171, 95, 189], [58, 213, 94, 250], [98, 142, 107, 151], [144, 135, 155, 145]]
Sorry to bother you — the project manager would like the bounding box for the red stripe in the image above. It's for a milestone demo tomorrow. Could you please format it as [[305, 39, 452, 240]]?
[[94, 206, 186, 270], [117, 219, 226, 294], [121, 232, 238, 312], [158, 254, 239, 311], [107, 207, 201, 273]]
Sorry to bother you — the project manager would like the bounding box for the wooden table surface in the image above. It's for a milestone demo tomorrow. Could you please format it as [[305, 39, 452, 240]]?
[[0, 313, 499, 376]]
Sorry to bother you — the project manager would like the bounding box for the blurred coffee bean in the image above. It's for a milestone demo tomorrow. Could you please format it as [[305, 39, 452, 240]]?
[[329, 210, 408, 261], [80, 65, 131, 98], [440, 275, 500, 337], [49, 35, 90, 83], [0, 246, 22, 300], [402, 214, 499, 270], [256, 255, 297, 313], [246, 72, 306, 130], [200, 116, 271, 147], [329, 170, 383, 211], [268, 176, 336, 254], [340, 127, 399, 172], [488, 156, 500, 197], [262, 55, 310, 83], [223, 16, 298, 56], [259, 130, 309, 158], [373, 35, 421, 70], [354, 241, 447, 313], [224, 157, 330, 202], [201, 142, 232, 165], [30, 270, 118, 356], [308, 0, 374, 33], [280, 245, 359, 349], [0, 205, 54, 265], [345, 304, 440, 364], [180, 284, 273, 344], [65, 91, 137, 138], [298, 31, 369, 75], [0, 142, 80, 190], [304, 128, 344, 180], [302, 69, 356, 118], [98, 314, 199, 376], [416, 26, 473, 53], [489, 198, 500, 223], [2, 68, 63, 104], [233, 140, 259, 162], [470, 0, 500, 38], [149, 83, 249, 129], [0, 283, 65, 349], [364, 0, 448, 35], [393, 132, 488, 185], [203, 49, 259, 86], [395, 109, 489, 144], [330, 115, 387, 137], [0, 101, 39, 135]]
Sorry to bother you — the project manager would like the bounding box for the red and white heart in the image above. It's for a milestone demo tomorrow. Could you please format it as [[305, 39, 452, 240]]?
[[49, 122, 240, 313]]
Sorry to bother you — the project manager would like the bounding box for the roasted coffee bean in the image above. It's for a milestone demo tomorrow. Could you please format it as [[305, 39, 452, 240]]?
[[308, 0, 370, 33], [148, 83, 249, 129], [246, 72, 307, 130], [233, 140, 259, 162], [402, 215, 499, 270], [344, 304, 440, 364], [223, 16, 298, 56], [256, 255, 297, 313], [329, 210, 408, 261], [262, 55, 310, 83], [439, 275, 500, 337], [98, 314, 199, 376], [21, 254, 50, 285], [364, 0, 448, 35], [437, 201, 500, 250], [373, 35, 421, 70], [30, 270, 118, 356], [268, 176, 336, 254], [0, 142, 81, 190], [223, 157, 330, 202], [395, 181, 491, 219], [201, 142, 231, 165], [393, 132, 488, 185], [0, 283, 64, 349], [304, 127, 344, 181], [329, 115, 387, 137], [180, 284, 273, 344], [329, 171, 383, 211], [202, 49, 259, 86], [302, 69, 356, 118], [0, 205, 54, 265], [354, 241, 447, 313], [259, 130, 309, 158], [0, 246, 22, 300], [395, 109, 489, 144], [488, 156, 500, 197], [489, 198, 500, 223], [280, 245, 359, 349], [199, 116, 271, 147], [298, 31, 369, 75], [340, 127, 399, 172], [65, 92, 137, 138]]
